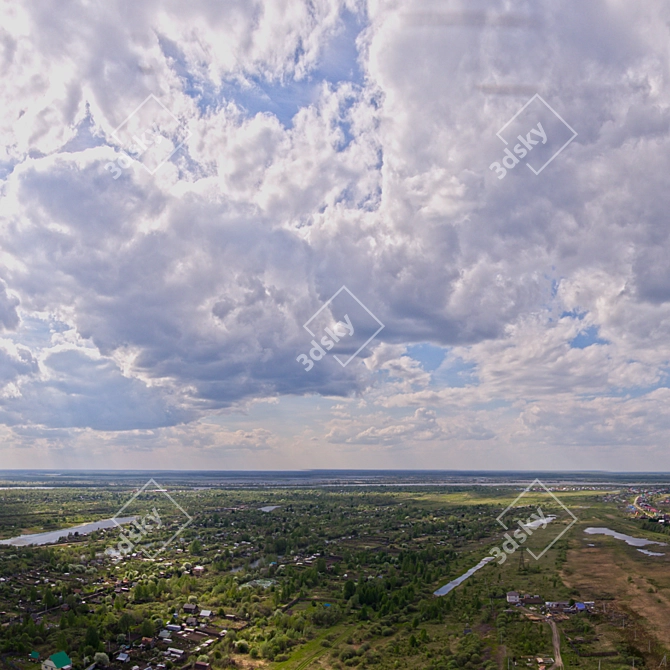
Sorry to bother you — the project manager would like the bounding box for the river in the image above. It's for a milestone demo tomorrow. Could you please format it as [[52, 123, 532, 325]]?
[[0, 517, 136, 547], [433, 556, 495, 596]]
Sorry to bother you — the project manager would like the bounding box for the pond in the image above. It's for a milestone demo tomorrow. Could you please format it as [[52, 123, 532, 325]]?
[[637, 548, 665, 557], [584, 527, 667, 548]]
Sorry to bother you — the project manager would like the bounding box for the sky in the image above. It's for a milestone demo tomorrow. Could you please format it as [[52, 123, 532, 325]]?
[[0, 0, 670, 471]]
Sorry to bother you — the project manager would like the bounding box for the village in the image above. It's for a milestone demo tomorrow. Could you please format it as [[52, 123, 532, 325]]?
[[1, 481, 667, 670]]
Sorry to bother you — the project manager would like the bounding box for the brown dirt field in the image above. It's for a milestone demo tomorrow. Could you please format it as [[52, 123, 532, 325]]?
[[562, 542, 670, 645]]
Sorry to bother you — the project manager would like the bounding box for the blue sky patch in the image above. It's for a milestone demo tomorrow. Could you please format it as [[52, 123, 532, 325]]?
[[407, 343, 446, 371], [570, 325, 608, 349]]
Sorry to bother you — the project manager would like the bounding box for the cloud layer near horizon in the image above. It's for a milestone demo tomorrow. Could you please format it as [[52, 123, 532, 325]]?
[[1, 0, 670, 470]]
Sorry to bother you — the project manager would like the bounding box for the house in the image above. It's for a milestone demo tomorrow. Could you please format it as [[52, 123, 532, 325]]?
[[193, 566, 205, 577], [166, 648, 184, 658], [521, 594, 544, 605], [183, 603, 197, 614], [546, 601, 571, 612], [42, 652, 72, 670], [166, 624, 181, 632], [506, 591, 520, 604], [141, 637, 155, 648], [30, 652, 40, 662], [158, 630, 171, 640], [194, 663, 210, 670], [186, 617, 197, 626], [199, 609, 212, 618], [116, 653, 130, 663]]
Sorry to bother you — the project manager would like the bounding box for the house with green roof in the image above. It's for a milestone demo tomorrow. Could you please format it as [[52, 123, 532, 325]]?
[[41, 651, 72, 670]]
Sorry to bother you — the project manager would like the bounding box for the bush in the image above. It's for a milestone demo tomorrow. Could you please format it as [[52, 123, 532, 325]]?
[[234, 640, 249, 654], [260, 643, 275, 661]]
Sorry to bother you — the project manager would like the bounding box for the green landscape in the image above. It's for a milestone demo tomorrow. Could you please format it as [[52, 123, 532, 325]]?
[[1, 476, 669, 670]]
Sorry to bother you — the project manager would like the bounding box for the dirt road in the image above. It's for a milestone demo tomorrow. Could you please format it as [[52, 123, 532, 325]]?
[[547, 617, 563, 669], [519, 606, 562, 669]]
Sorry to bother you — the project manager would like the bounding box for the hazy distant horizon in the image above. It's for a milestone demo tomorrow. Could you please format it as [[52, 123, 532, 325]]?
[[1, 469, 670, 488]]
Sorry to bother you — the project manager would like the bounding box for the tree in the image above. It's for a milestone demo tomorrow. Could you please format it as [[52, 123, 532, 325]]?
[[344, 581, 356, 600], [94, 653, 110, 667], [119, 613, 134, 634], [189, 539, 203, 556], [85, 626, 100, 650], [43, 588, 57, 610]]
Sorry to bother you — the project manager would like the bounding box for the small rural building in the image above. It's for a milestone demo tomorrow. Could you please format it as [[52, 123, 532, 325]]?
[[546, 601, 571, 612], [506, 591, 520, 604], [183, 603, 197, 614], [193, 566, 205, 577], [42, 652, 72, 670], [194, 663, 210, 670], [116, 653, 130, 663], [521, 594, 544, 605], [199, 609, 212, 618]]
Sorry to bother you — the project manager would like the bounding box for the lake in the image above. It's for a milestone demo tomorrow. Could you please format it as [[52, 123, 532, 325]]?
[[0, 517, 136, 547], [584, 527, 667, 548], [434, 556, 495, 597]]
